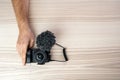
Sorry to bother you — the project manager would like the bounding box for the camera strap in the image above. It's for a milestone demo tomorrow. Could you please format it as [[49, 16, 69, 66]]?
[[50, 43, 68, 62]]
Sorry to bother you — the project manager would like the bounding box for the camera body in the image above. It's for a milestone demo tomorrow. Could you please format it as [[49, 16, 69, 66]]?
[[26, 31, 56, 65], [26, 48, 51, 64], [26, 31, 68, 65]]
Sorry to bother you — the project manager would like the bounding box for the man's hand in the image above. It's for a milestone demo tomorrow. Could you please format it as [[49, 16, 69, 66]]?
[[12, 0, 34, 65], [17, 26, 35, 65]]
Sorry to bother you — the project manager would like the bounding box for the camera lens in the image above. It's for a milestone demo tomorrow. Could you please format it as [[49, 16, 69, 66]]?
[[35, 51, 47, 64], [27, 48, 47, 64], [36, 53, 44, 61]]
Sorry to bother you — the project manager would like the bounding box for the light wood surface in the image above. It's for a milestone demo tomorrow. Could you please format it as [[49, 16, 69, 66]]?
[[0, 0, 120, 80]]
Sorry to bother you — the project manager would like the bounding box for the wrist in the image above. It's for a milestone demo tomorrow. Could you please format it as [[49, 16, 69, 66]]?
[[18, 23, 31, 32]]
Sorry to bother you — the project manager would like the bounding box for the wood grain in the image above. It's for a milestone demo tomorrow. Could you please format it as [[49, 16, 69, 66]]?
[[0, 0, 120, 80]]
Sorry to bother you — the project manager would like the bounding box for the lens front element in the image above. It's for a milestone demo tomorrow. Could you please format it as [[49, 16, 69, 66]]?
[[36, 53, 44, 61]]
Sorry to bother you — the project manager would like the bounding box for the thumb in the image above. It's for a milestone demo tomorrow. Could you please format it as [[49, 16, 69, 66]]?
[[29, 39, 34, 48]]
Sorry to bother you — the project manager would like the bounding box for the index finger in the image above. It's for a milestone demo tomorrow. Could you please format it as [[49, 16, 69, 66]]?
[[21, 43, 28, 65]]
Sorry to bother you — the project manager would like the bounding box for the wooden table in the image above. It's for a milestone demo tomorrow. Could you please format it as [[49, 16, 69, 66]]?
[[0, 0, 120, 80]]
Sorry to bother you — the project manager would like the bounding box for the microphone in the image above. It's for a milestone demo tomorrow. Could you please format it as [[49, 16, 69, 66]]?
[[36, 31, 56, 52]]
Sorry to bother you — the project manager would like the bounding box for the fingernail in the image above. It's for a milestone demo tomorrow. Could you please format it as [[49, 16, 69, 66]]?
[[23, 63, 26, 66], [22, 61, 26, 66]]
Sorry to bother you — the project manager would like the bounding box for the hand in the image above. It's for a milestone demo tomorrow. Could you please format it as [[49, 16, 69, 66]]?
[[16, 27, 35, 65], [12, 0, 32, 65]]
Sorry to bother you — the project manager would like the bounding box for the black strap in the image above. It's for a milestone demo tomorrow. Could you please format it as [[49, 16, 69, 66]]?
[[50, 43, 68, 62]]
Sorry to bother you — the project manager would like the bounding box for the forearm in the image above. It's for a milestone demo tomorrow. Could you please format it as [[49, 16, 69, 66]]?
[[12, 0, 30, 32]]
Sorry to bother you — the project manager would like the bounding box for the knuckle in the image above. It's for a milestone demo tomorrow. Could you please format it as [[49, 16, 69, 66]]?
[[21, 53, 26, 60], [21, 48, 27, 53], [22, 54, 26, 60], [31, 40, 34, 43]]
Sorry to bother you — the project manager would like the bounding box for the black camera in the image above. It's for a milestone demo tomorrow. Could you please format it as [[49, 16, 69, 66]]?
[[26, 48, 51, 64], [26, 31, 68, 65]]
